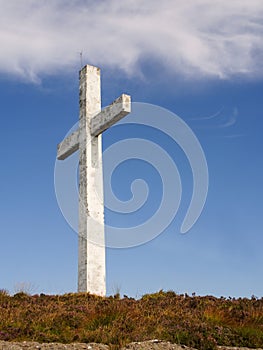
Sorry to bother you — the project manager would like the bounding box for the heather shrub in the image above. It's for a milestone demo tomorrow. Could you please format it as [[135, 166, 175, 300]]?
[[0, 291, 262, 349]]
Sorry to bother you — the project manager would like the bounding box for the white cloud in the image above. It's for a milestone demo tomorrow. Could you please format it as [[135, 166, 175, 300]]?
[[0, 0, 263, 82]]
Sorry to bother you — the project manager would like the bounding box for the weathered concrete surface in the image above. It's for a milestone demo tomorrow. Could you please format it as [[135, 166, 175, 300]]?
[[77, 65, 105, 296], [57, 64, 131, 296], [91, 94, 131, 137], [57, 130, 79, 160]]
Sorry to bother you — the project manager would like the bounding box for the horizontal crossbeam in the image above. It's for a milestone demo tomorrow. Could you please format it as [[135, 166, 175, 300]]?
[[57, 129, 80, 160], [90, 94, 131, 137]]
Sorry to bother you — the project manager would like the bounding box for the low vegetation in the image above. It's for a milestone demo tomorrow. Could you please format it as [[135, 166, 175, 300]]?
[[0, 290, 262, 349]]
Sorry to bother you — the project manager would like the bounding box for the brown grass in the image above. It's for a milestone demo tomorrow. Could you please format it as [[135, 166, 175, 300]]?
[[0, 290, 262, 349]]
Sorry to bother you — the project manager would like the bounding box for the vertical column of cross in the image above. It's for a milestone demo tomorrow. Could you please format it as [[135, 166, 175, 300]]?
[[78, 65, 106, 295]]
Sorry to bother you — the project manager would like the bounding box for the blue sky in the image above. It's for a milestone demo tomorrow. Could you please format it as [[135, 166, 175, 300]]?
[[0, 0, 263, 297]]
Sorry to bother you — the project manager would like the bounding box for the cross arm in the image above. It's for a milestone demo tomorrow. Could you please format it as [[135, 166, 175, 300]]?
[[57, 129, 80, 160], [90, 94, 131, 137]]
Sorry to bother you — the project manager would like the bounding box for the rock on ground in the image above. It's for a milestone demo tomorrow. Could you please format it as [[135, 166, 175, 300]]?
[[0, 342, 108, 350], [0, 340, 262, 350]]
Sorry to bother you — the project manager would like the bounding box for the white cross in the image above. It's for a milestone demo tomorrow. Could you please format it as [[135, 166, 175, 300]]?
[[57, 65, 131, 295]]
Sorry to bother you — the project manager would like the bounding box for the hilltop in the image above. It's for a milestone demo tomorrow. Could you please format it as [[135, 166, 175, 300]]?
[[0, 290, 262, 349]]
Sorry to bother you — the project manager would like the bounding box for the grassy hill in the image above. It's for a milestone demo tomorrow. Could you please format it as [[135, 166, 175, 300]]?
[[0, 290, 262, 349]]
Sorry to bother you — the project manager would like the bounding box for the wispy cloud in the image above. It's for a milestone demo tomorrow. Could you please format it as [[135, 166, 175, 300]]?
[[222, 107, 238, 128], [0, 0, 263, 82], [188, 106, 243, 138], [189, 107, 239, 129], [191, 108, 225, 121]]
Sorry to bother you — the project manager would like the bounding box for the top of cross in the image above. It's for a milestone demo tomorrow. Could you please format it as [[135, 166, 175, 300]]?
[[57, 64, 131, 160]]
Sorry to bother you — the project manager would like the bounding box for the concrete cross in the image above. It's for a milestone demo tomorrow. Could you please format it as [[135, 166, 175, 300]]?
[[57, 64, 131, 296]]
